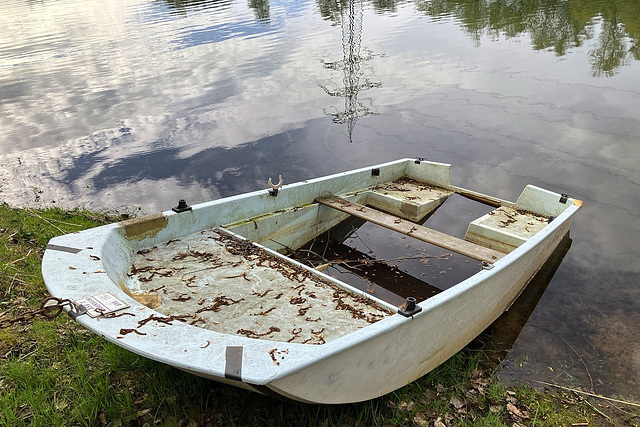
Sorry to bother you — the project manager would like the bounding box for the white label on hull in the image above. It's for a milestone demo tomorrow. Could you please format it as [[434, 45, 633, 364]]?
[[76, 293, 129, 317]]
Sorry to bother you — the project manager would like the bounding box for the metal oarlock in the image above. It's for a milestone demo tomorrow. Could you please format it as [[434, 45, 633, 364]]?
[[268, 175, 283, 196], [172, 199, 192, 213], [398, 296, 422, 317]]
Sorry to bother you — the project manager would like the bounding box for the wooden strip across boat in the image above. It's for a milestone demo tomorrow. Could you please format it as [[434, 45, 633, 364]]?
[[42, 159, 581, 403]]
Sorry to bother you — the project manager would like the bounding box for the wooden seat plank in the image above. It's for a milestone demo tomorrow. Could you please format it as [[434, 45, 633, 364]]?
[[316, 196, 504, 264]]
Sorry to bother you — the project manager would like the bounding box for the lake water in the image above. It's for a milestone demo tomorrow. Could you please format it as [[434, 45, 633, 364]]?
[[1, 0, 638, 400]]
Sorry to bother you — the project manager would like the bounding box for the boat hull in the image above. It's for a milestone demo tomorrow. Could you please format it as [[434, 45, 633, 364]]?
[[41, 158, 580, 404]]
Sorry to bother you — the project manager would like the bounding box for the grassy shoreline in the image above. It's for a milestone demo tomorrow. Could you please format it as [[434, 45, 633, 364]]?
[[0, 205, 635, 426]]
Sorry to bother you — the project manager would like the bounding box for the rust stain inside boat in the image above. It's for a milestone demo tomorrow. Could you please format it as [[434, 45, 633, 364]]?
[[119, 213, 169, 240], [118, 279, 163, 308]]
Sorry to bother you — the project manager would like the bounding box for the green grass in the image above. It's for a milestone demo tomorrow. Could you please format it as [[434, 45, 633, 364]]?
[[0, 205, 632, 426]]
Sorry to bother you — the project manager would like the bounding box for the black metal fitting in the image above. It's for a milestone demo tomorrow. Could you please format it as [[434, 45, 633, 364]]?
[[559, 193, 570, 204], [68, 304, 87, 320], [398, 296, 422, 317], [172, 199, 192, 213], [548, 215, 556, 223], [269, 188, 279, 197], [415, 157, 425, 164], [371, 168, 380, 176], [481, 261, 494, 270]]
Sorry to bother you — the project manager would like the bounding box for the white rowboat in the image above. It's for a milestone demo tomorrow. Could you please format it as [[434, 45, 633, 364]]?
[[43, 159, 581, 403]]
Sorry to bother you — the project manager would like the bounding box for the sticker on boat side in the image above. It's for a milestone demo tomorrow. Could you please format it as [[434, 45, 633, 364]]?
[[75, 293, 130, 318]]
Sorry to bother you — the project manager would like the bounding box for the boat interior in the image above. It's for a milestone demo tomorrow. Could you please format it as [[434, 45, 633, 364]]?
[[121, 164, 563, 345]]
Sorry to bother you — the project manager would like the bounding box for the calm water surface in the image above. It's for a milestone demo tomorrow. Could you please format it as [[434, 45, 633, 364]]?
[[1, 0, 639, 399]]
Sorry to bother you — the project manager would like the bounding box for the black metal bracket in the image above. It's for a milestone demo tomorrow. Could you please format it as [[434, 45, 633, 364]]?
[[398, 297, 422, 317], [371, 168, 380, 176], [172, 199, 192, 213], [269, 188, 279, 197], [415, 157, 425, 164], [548, 215, 556, 223], [559, 193, 570, 204], [481, 262, 494, 270]]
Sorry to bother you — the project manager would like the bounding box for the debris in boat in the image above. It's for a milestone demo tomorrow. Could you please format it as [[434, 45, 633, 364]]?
[[252, 289, 272, 298], [200, 340, 211, 348], [287, 327, 303, 342], [119, 328, 146, 336], [172, 294, 191, 302], [373, 177, 439, 194], [237, 326, 280, 338], [303, 334, 325, 345], [268, 348, 289, 365], [298, 306, 311, 316], [130, 265, 175, 282], [137, 314, 190, 327], [89, 255, 101, 261], [253, 307, 276, 316], [196, 296, 245, 313], [224, 272, 251, 281], [333, 290, 384, 323], [189, 317, 206, 326], [98, 311, 135, 319], [182, 275, 197, 287], [269, 348, 280, 365], [124, 230, 392, 344]]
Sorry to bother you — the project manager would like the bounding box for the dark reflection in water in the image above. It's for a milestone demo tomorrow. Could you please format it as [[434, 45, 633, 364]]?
[[482, 233, 572, 364], [415, 0, 640, 77], [320, 0, 381, 142], [0, 0, 639, 399], [319, 0, 640, 76], [248, 0, 270, 22], [158, 0, 232, 14]]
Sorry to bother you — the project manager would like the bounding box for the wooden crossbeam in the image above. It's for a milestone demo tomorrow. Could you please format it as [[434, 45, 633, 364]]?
[[316, 196, 505, 264]]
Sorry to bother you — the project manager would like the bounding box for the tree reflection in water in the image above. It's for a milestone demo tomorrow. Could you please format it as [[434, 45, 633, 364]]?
[[248, 0, 270, 22], [158, 0, 640, 77], [413, 0, 640, 77], [158, 0, 233, 14]]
